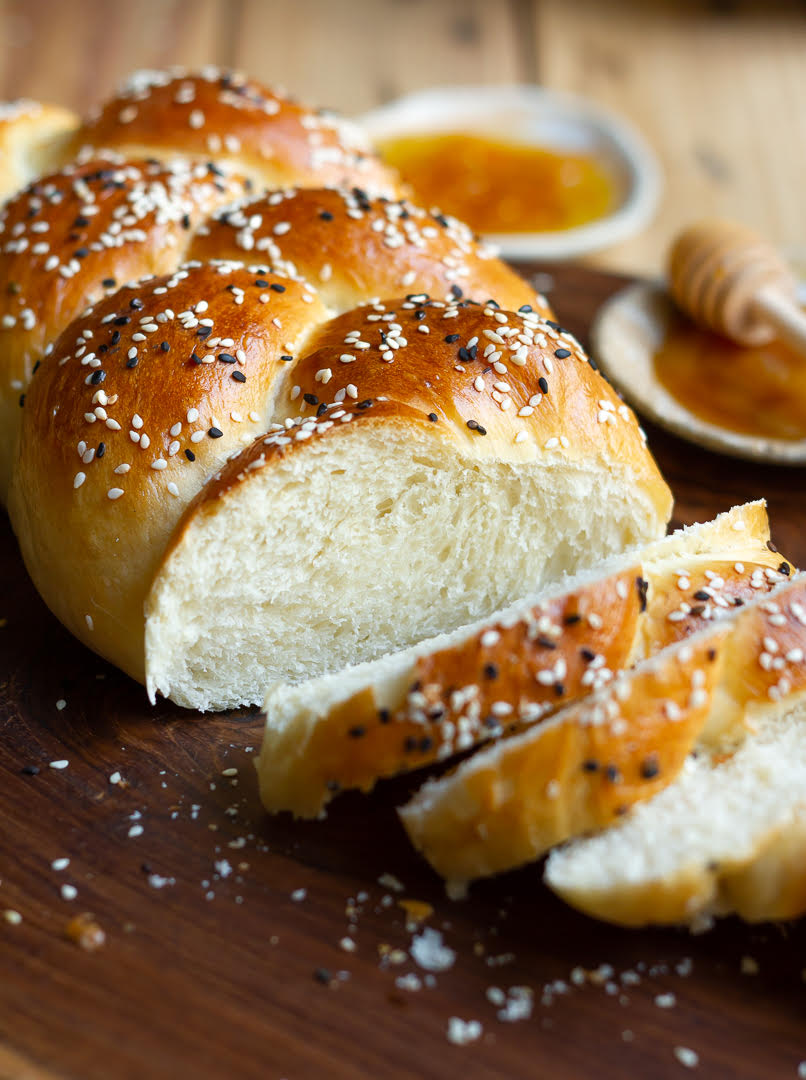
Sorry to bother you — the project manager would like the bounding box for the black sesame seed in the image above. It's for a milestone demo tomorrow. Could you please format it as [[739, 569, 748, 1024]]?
[[554, 682, 565, 696], [232, 370, 246, 383], [483, 663, 499, 679], [316, 403, 328, 417], [348, 725, 366, 739], [96, 442, 105, 459], [280, 355, 294, 362], [538, 376, 549, 394], [74, 216, 90, 228], [357, 399, 373, 409], [444, 334, 461, 343], [73, 247, 89, 259], [160, 341, 170, 352], [580, 647, 596, 662], [780, 561, 791, 575], [767, 540, 778, 552], [378, 709, 390, 724], [450, 285, 463, 299], [707, 647, 717, 661], [32, 360, 40, 374], [126, 357, 138, 368], [89, 370, 106, 385], [554, 348, 571, 359], [270, 282, 286, 293], [319, 210, 334, 221], [458, 347, 469, 363], [303, 392, 319, 406], [414, 310, 426, 321], [197, 326, 212, 339], [314, 968, 332, 985], [733, 597, 745, 607], [21, 764, 40, 776], [219, 353, 236, 363], [690, 605, 705, 617], [208, 427, 223, 438], [588, 357, 598, 371], [114, 315, 130, 326], [185, 449, 196, 461], [129, 298, 144, 310], [418, 736, 433, 752], [518, 304, 533, 313], [404, 735, 419, 753], [605, 765, 621, 783], [582, 760, 599, 773], [640, 757, 660, 780], [255, 278, 270, 287], [563, 612, 581, 625], [18, 393, 24, 407], [110, 330, 121, 345], [636, 577, 649, 613], [693, 590, 710, 602], [467, 419, 478, 430], [102, 277, 116, 289], [191, 352, 203, 365], [537, 635, 557, 650], [428, 413, 438, 422], [181, 214, 191, 230]]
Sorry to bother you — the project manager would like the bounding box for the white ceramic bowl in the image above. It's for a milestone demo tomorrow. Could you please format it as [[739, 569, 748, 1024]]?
[[358, 85, 662, 262]]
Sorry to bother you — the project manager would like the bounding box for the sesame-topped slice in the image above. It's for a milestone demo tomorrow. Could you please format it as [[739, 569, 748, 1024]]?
[[0, 157, 249, 500], [72, 68, 400, 197], [189, 187, 552, 316]]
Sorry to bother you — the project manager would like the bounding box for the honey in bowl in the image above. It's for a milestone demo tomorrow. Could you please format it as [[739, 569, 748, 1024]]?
[[653, 310, 806, 441], [379, 132, 617, 235]]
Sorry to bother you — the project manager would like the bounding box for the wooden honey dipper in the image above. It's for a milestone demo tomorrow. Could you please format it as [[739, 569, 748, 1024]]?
[[668, 220, 806, 350]]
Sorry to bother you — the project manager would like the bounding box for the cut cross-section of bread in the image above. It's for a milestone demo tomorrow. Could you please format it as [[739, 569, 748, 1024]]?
[[545, 701, 806, 927], [256, 502, 791, 818], [397, 574, 806, 895]]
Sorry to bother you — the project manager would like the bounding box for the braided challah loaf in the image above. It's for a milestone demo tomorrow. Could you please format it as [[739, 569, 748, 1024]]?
[[3, 68, 672, 711]]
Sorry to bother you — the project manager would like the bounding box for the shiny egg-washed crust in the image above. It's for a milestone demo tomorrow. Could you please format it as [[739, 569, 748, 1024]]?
[[0, 159, 249, 499], [0, 101, 78, 202], [256, 536, 792, 819], [399, 576, 806, 891], [71, 68, 400, 196], [188, 186, 551, 316], [399, 627, 730, 893]]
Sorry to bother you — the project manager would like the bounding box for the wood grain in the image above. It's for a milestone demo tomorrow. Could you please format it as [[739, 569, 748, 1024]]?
[[1, 264, 806, 1080]]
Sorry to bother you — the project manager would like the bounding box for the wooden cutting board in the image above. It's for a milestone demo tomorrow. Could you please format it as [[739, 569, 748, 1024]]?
[[1, 264, 805, 1080]]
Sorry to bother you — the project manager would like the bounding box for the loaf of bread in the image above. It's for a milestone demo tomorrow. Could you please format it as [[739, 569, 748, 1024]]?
[[398, 573, 806, 895], [3, 68, 671, 709], [257, 502, 788, 817]]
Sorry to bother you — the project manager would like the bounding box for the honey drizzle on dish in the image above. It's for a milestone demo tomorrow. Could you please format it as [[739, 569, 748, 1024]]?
[[378, 132, 616, 235], [653, 309, 806, 441]]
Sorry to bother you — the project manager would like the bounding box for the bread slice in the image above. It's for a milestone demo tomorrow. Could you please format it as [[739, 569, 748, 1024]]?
[[397, 574, 806, 895], [545, 701, 806, 928], [256, 502, 790, 818]]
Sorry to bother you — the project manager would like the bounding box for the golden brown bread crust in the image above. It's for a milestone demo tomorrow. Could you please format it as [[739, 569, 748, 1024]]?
[[0, 101, 78, 202], [188, 187, 550, 315], [0, 159, 249, 500], [399, 628, 730, 891], [71, 69, 400, 196], [256, 546, 792, 819], [9, 261, 329, 679]]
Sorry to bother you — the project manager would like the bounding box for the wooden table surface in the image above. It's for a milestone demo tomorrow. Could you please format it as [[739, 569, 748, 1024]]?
[[1, 0, 806, 275], [1, 262, 806, 1080]]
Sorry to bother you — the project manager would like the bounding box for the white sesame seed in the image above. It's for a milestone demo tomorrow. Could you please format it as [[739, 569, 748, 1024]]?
[[107, 488, 124, 500], [49, 759, 69, 770], [128, 824, 144, 839], [73, 472, 86, 489], [51, 857, 70, 871]]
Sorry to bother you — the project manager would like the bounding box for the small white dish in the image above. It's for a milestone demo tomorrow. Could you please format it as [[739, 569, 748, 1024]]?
[[358, 85, 662, 262], [591, 280, 806, 465]]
